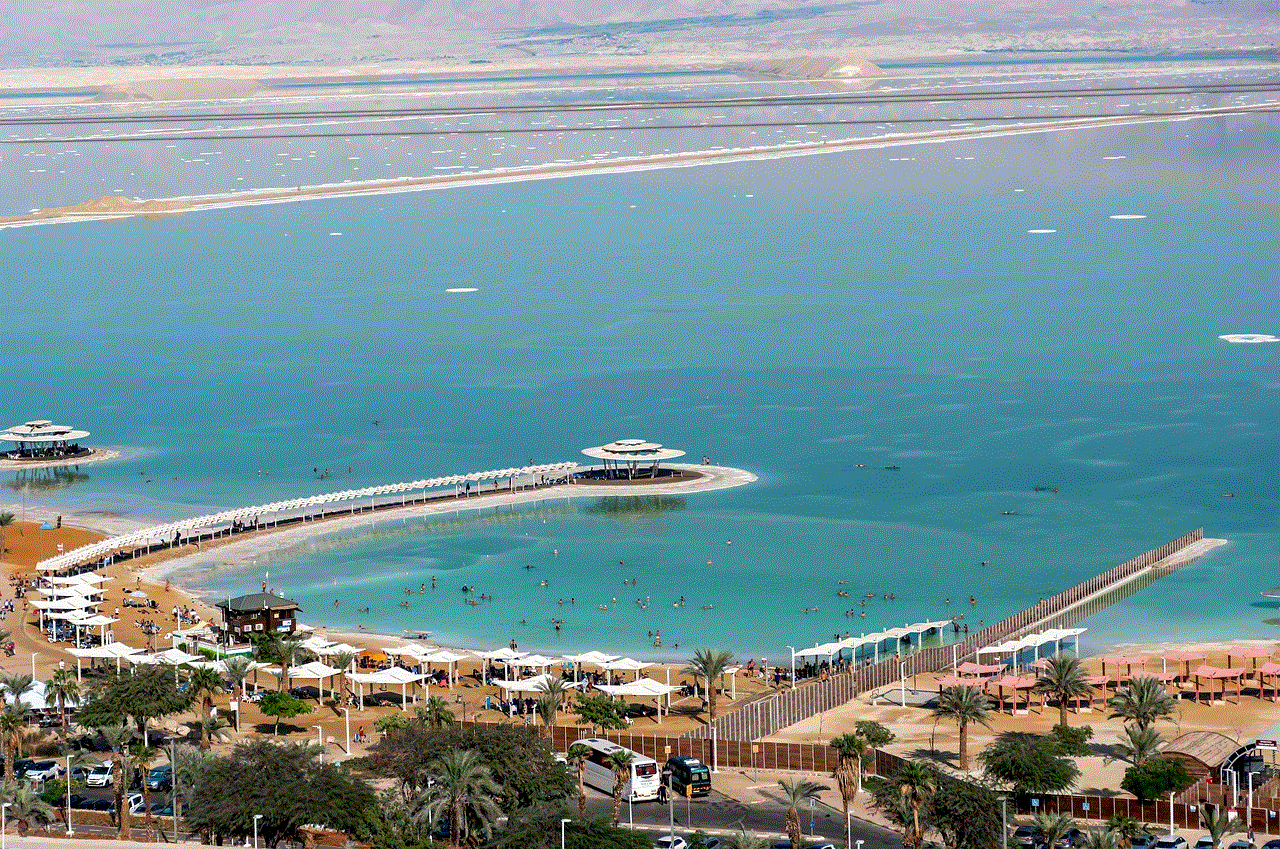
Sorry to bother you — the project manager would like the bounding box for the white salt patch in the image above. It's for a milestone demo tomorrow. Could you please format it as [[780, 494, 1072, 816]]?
[[1219, 334, 1278, 344], [446, 288, 478, 293], [328, 232, 342, 236], [1109, 215, 1147, 220], [1103, 156, 1127, 160], [1027, 229, 1056, 234], [1014, 189, 1025, 192]]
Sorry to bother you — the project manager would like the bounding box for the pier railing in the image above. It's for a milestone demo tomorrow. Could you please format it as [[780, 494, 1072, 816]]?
[[34, 461, 579, 573], [683, 530, 1205, 742]]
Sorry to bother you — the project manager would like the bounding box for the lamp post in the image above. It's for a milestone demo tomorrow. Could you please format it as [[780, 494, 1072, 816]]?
[[66, 753, 73, 835], [787, 646, 796, 690], [342, 707, 351, 754], [900, 660, 908, 707], [999, 795, 1008, 849], [2, 801, 10, 849], [313, 724, 323, 762], [1169, 789, 1175, 835], [253, 813, 262, 848], [560, 817, 571, 849], [171, 736, 180, 844]]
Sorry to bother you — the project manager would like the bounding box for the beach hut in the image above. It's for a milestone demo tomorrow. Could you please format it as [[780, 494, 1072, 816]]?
[[1162, 731, 1240, 781]]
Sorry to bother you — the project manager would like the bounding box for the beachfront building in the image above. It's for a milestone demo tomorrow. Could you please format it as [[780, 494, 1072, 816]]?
[[581, 438, 686, 479], [1, 419, 92, 460], [216, 591, 302, 638]]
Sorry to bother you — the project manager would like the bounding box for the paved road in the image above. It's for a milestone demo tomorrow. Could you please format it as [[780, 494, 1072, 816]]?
[[581, 778, 901, 848]]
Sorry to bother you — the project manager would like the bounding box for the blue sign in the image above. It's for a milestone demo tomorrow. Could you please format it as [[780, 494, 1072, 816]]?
[[1031, 799, 1040, 807]]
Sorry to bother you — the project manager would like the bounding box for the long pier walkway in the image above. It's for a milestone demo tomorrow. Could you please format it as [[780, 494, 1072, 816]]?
[[685, 529, 1220, 742], [36, 460, 755, 574]]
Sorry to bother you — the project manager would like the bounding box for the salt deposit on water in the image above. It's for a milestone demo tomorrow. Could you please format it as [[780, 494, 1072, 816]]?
[[1219, 334, 1279, 344], [445, 287, 479, 293], [1109, 215, 1147, 220], [1027, 229, 1057, 234]]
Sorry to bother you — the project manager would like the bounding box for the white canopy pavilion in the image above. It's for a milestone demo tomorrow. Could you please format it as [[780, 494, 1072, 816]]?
[[581, 439, 686, 479], [601, 657, 652, 680], [977, 628, 1087, 670], [286, 660, 345, 700], [491, 673, 583, 695], [347, 666, 427, 710], [594, 678, 683, 721], [422, 649, 471, 687], [67, 642, 143, 679], [563, 650, 620, 683], [1, 420, 92, 459]]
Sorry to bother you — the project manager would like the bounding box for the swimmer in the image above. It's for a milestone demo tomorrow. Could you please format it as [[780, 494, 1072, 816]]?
[[889, 593, 895, 600], [334, 600, 340, 607], [969, 595, 976, 605], [980, 561, 988, 566], [558, 599, 564, 605]]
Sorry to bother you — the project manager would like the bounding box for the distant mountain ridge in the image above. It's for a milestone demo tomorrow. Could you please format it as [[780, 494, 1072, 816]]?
[[0, 0, 1276, 67]]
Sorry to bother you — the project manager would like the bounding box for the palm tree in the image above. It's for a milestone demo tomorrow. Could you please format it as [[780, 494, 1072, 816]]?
[[735, 831, 770, 849], [1035, 654, 1093, 727], [44, 668, 81, 740], [0, 673, 34, 713], [0, 707, 23, 782], [185, 666, 225, 749], [605, 749, 634, 828], [1108, 676, 1176, 729], [0, 511, 14, 557], [778, 778, 829, 849], [132, 743, 159, 841], [412, 748, 503, 848], [682, 648, 734, 721], [222, 656, 252, 697], [567, 743, 591, 814], [932, 684, 991, 771], [896, 762, 936, 849], [200, 714, 234, 747], [0, 781, 55, 836], [1105, 815, 1146, 849], [830, 733, 867, 849], [416, 695, 456, 729], [99, 724, 137, 841], [535, 692, 560, 739], [1033, 812, 1076, 849], [1080, 829, 1122, 849], [1115, 724, 1163, 765], [330, 650, 356, 704], [273, 636, 305, 691], [1200, 803, 1243, 849]]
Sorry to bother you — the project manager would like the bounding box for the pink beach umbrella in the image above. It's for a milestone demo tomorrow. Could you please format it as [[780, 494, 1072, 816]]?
[[1162, 650, 1208, 679]]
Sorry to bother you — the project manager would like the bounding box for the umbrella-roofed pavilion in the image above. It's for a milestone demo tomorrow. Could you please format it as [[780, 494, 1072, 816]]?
[[582, 439, 686, 479]]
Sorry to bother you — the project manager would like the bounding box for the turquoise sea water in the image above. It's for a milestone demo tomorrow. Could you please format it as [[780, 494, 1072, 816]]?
[[2, 80, 1277, 661]]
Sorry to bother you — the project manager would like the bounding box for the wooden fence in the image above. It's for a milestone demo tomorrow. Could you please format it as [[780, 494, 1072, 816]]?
[[1013, 792, 1280, 831], [684, 530, 1205, 742]]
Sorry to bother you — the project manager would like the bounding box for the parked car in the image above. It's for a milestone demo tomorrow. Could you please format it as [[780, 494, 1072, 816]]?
[[1131, 836, 1157, 849], [656, 837, 688, 849], [153, 801, 189, 817], [70, 765, 94, 783], [1227, 841, 1255, 849], [9, 758, 34, 779], [1260, 841, 1280, 849], [1155, 836, 1188, 849], [770, 843, 835, 849], [21, 760, 64, 782], [1056, 828, 1086, 849], [1194, 838, 1216, 849], [1013, 825, 1039, 848], [85, 762, 115, 787], [145, 764, 173, 792]]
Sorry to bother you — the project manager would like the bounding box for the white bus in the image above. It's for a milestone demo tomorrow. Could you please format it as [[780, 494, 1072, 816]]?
[[571, 737, 661, 802]]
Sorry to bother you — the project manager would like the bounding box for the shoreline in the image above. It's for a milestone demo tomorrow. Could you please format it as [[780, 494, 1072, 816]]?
[[5, 101, 1278, 230], [0, 447, 121, 471]]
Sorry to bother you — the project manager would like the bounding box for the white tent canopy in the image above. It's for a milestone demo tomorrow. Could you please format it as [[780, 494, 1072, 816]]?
[[595, 678, 682, 721], [491, 673, 582, 694], [347, 666, 427, 711]]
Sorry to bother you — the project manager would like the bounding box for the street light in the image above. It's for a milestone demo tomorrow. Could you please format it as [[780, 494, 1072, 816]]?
[[66, 753, 73, 836], [341, 707, 351, 754], [253, 813, 263, 848], [560, 817, 571, 849], [2, 801, 10, 849], [787, 646, 796, 690], [900, 660, 908, 707], [998, 795, 1008, 849], [1169, 789, 1175, 835], [313, 725, 324, 762]]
